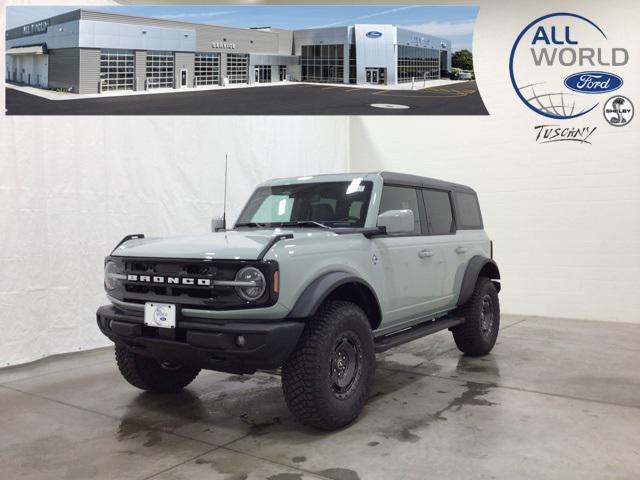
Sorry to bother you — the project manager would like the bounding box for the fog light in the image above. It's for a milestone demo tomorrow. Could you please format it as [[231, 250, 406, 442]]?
[[236, 335, 246, 347]]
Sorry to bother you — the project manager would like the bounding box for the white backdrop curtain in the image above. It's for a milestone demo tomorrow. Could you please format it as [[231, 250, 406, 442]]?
[[0, 117, 349, 366]]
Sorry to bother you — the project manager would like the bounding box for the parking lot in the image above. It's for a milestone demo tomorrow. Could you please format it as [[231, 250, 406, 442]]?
[[6, 82, 487, 115]]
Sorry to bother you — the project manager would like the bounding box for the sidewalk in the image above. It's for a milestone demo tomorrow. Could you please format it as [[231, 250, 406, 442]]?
[[5, 78, 472, 101], [5, 80, 297, 101], [300, 78, 469, 91]]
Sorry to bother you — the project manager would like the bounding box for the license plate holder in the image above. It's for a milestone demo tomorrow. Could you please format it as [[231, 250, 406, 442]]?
[[144, 302, 176, 329]]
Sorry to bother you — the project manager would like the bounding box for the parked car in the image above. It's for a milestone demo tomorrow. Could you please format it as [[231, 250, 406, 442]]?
[[98, 172, 501, 429], [458, 70, 474, 80]]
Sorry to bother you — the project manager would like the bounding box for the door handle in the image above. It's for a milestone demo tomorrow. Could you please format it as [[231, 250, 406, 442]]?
[[418, 249, 434, 258], [455, 246, 467, 254]]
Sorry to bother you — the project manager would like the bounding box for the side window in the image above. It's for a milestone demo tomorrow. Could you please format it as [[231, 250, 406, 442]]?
[[455, 192, 483, 229], [379, 185, 421, 234], [423, 189, 455, 235]]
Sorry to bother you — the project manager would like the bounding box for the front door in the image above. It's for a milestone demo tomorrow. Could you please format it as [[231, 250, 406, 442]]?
[[366, 68, 379, 84], [180, 69, 187, 87], [366, 68, 381, 84], [373, 185, 445, 326]]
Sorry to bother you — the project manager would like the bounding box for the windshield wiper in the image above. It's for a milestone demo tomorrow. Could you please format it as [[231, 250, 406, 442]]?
[[236, 221, 333, 229], [298, 221, 331, 229], [235, 222, 266, 228], [276, 221, 332, 229]]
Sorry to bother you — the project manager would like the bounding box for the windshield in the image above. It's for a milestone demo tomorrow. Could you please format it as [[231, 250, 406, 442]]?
[[236, 180, 373, 228]]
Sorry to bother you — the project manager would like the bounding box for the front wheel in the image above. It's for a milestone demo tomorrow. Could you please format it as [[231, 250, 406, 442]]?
[[115, 344, 200, 393], [281, 301, 375, 430], [452, 277, 500, 356]]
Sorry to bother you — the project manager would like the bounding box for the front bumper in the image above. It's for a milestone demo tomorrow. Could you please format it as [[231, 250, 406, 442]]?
[[96, 304, 304, 374]]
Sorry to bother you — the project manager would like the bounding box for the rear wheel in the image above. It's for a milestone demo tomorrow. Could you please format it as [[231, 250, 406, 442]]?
[[281, 300, 375, 430], [115, 343, 200, 393], [452, 277, 500, 356]]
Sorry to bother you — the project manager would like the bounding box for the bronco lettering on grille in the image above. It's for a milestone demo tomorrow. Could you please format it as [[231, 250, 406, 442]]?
[[126, 274, 211, 286]]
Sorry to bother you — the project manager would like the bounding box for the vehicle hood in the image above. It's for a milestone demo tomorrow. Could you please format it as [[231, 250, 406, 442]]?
[[111, 229, 336, 260]]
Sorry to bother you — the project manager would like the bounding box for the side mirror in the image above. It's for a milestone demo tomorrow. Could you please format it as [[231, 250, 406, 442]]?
[[377, 209, 414, 235], [211, 215, 226, 232]]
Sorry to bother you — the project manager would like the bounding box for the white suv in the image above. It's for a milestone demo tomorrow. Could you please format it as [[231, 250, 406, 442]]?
[[98, 171, 501, 429]]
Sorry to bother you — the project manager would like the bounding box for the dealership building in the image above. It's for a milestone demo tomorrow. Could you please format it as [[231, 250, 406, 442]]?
[[5, 9, 452, 94]]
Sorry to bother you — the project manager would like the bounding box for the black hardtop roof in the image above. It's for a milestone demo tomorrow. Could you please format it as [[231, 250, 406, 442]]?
[[379, 171, 476, 194]]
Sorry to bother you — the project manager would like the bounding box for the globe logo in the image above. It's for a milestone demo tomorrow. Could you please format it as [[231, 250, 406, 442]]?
[[509, 13, 628, 120]]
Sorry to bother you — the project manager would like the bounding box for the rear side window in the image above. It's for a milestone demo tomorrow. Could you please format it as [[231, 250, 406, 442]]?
[[455, 192, 483, 229], [422, 189, 455, 235], [379, 185, 421, 234]]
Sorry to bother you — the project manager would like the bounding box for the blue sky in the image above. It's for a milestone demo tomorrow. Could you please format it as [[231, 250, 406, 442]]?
[[7, 5, 477, 51]]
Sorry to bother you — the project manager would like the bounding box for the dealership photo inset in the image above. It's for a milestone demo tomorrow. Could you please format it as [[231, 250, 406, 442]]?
[[5, 5, 486, 115]]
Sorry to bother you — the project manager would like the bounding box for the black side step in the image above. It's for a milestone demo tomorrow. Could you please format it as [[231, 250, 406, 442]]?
[[374, 316, 464, 353]]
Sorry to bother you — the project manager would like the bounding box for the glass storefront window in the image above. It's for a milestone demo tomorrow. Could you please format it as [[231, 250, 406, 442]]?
[[301, 43, 345, 83], [349, 44, 357, 84], [255, 65, 271, 83], [397, 45, 442, 83]]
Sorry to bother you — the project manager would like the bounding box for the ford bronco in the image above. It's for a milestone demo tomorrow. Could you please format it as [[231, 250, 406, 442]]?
[[97, 172, 501, 429]]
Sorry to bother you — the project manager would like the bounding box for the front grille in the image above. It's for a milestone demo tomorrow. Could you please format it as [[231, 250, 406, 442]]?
[[109, 257, 277, 310]]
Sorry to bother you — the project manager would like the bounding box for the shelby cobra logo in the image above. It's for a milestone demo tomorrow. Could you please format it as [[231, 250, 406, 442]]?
[[127, 274, 212, 286], [509, 12, 628, 120]]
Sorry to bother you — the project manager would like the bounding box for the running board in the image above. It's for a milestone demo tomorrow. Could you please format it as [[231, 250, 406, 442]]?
[[374, 316, 464, 353]]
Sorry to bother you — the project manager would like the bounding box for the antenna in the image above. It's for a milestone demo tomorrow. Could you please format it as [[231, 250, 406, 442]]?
[[222, 153, 228, 230]]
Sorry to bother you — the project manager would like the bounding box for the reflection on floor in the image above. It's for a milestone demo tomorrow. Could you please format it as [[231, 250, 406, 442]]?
[[1, 315, 639, 479]]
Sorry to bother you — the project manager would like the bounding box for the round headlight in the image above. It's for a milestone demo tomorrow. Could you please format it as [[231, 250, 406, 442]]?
[[235, 266, 266, 302], [104, 261, 122, 291]]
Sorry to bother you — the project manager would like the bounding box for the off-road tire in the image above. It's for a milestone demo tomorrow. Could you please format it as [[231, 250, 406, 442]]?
[[452, 277, 500, 356], [115, 343, 200, 393], [281, 300, 375, 430]]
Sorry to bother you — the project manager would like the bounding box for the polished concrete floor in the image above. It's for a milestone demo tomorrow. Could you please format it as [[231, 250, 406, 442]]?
[[1, 315, 639, 479]]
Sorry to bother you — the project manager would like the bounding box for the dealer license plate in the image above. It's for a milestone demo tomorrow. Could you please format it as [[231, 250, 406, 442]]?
[[144, 302, 176, 329]]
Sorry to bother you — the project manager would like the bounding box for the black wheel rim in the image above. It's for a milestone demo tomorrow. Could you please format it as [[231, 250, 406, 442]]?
[[329, 331, 363, 400], [479, 294, 494, 338]]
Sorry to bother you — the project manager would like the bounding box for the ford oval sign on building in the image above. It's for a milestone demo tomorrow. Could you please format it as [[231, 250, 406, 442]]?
[[366, 31, 383, 39], [564, 71, 623, 94]]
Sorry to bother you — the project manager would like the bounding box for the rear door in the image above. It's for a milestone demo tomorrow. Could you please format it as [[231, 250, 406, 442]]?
[[451, 191, 487, 294], [421, 188, 458, 310]]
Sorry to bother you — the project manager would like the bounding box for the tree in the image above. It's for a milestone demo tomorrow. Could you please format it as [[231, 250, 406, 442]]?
[[452, 49, 474, 71]]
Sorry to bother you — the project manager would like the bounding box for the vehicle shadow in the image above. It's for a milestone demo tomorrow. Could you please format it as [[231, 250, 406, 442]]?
[[114, 366, 431, 442]]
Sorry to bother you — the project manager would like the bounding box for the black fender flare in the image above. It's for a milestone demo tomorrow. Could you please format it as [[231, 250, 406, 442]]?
[[456, 256, 501, 307], [287, 271, 381, 321]]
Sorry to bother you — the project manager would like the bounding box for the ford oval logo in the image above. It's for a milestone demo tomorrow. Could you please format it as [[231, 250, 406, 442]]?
[[564, 71, 623, 94], [366, 31, 383, 39]]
